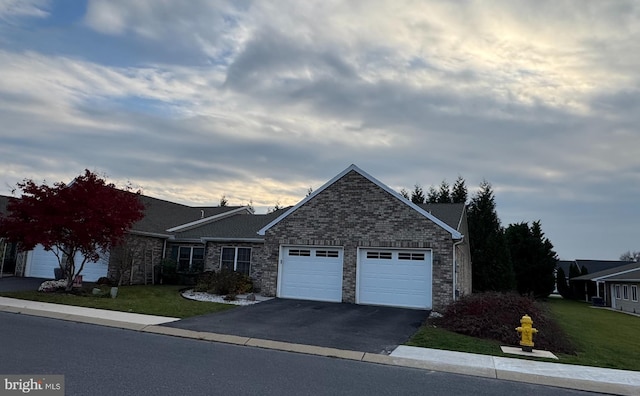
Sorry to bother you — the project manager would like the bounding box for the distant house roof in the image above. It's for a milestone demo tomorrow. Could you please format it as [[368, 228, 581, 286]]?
[[258, 164, 463, 239], [573, 261, 640, 282], [556, 259, 633, 278]]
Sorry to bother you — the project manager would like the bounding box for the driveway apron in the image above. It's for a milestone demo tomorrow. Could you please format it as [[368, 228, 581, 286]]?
[[164, 298, 428, 354]]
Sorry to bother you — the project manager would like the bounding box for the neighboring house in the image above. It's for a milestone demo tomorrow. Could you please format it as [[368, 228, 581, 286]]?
[[2, 165, 471, 310], [558, 259, 634, 301], [572, 262, 640, 313]]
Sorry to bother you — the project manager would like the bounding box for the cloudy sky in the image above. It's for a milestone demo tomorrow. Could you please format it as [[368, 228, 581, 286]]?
[[0, 0, 638, 260]]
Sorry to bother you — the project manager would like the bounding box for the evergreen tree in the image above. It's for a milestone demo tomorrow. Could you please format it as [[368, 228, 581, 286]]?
[[426, 185, 438, 203], [467, 180, 515, 292], [506, 221, 557, 298], [400, 188, 410, 200], [219, 194, 228, 207], [556, 267, 570, 299], [451, 176, 467, 203], [411, 184, 425, 204], [436, 180, 451, 203]]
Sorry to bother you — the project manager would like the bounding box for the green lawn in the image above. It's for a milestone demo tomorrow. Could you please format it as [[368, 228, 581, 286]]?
[[0, 285, 235, 318], [408, 298, 640, 371]]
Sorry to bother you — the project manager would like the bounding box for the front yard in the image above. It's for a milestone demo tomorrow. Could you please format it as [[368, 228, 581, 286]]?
[[0, 285, 235, 318], [408, 298, 640, 371]]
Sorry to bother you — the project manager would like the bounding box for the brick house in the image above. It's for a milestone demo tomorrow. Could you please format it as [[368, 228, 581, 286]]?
[[257, 165, 471, 310], [3, 165, 471, 310]]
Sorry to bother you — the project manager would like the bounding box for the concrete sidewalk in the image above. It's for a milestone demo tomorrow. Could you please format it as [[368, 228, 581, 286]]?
[[1, 297, 638, 395]]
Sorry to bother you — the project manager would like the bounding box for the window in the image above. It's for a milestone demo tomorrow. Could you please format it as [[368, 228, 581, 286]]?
[[615, 285, 621, 299], [288, 249, 311, 257], [623, 285, 629, 300], [316, 250, 339, 258], [632, 285, 638, 302], [172, 246, 205, 273], [398, 252, 426, 261], [366, 251, 392, 259], [221, 247, 251, 276]]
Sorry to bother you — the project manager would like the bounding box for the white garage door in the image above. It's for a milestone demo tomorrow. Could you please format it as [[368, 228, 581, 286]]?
[[26, 244, 108, 282], [279, 246, 343, 302], [358, 249, 432, 309]]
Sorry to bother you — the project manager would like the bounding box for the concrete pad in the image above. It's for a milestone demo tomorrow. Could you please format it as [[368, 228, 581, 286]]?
[[0, 297, 179, 325], [500, 346, 558, 360], [388, 346, 497, 378], [494, 357, 640, 396], [245, 338, 365, 361]]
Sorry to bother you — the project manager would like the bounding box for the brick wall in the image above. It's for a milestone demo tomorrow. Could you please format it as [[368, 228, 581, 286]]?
[[205, 241, 265, 291], [263, 169, 458, 310], [108, 234, 165, 285]]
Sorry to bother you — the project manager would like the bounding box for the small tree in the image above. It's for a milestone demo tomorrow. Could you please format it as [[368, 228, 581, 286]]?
[[451, 176, 467, 204], [436, 180, 451, 203], [0, 170, 145, 291], [219, 195, 228, 207], [620, 251, 639, 262], [411, 184, 425, 204], [556, 267, 570, 299], [400, 188, 410, 200]]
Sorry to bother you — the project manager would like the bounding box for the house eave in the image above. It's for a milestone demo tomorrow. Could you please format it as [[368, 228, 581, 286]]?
[[201, 237, 265, 243]]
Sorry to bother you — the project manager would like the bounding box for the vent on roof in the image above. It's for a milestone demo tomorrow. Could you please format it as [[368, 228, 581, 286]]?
[[201, 210, 205, 219]]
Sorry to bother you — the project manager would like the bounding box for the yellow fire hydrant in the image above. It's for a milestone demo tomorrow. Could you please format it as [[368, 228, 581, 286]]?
[[515, 314, 538, 352]]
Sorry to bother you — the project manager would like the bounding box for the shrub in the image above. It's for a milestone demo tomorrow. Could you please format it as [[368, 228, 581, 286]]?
[[161, 259, 179, 285], [96, 277, 114, 286], [194, 270, 253, 295], [435, 292, 576, 354]]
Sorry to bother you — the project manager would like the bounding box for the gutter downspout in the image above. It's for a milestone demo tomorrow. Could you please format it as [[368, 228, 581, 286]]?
[[452, 237, 464, 302]]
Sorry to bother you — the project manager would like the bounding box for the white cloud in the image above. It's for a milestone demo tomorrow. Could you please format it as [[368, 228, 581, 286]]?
[[0, 0, 49, 20]]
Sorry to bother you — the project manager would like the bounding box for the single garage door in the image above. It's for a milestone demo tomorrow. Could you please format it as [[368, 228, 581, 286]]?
[[358, 249, 432, 309], [26, 244, 108, 282], [279, 246, 343, 302]]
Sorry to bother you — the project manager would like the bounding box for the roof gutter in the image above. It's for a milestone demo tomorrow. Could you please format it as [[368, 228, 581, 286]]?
[[452, 236, 464, 302], [200, 237, 265, 243]]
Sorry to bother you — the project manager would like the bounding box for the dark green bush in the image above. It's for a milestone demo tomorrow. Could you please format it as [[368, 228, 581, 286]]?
[[435, 292, 576, 354], [194, 270, 253, 295], [161, 259, 179, 285]]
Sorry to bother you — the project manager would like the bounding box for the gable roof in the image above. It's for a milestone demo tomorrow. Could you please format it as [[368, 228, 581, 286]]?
[[129, 194, 244, 237], [258, 164, 463, 239], [418, 203, 466, 231], [174, 208, 289, 241], [558, 259, 634, 278], [573, 261, 640, 282]]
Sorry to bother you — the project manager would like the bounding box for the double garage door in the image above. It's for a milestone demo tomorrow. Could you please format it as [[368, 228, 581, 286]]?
[[279, 246, 432, 309], [26, 244, 108, 282]]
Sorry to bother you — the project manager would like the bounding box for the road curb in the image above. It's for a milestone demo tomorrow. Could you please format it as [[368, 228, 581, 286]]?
[[2, 305, 638, 395]]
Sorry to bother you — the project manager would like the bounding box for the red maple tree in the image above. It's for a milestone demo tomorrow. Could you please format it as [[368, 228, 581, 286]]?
[[0, 170, 145, 290]]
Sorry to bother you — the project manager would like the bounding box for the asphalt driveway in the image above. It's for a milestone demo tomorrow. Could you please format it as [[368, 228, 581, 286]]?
[[164, 298, 429, 354], [0, 277, 48, 292]]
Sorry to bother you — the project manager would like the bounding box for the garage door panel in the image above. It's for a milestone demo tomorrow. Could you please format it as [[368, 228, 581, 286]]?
[[358, 249, 432, 309], [26, 244, 108, 282], [279, 247, 343, 303]]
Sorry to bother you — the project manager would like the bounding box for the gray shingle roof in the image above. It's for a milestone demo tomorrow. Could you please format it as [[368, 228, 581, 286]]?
[[132, 194, 242, 235], [418, 203, 465, 231], [573, 261, 639, 281], [174, 208, 289, 240], [602, 268, 640, 282]]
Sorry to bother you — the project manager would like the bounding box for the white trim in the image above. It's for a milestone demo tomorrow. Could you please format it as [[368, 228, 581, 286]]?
[[128, 230, 172, 238], [588, 266, 640, 282], [258, 164, 462, 239], [166, 207, 251, 232]]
